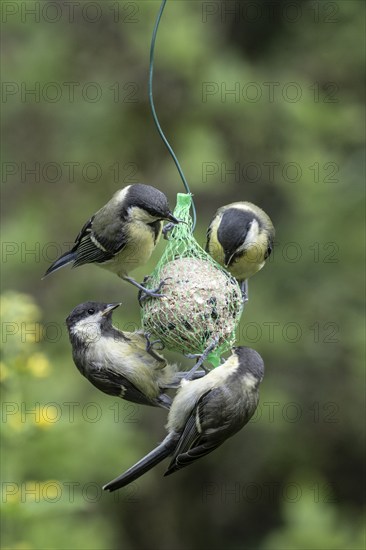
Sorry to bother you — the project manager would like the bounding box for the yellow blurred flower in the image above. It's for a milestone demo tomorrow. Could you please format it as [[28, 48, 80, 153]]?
[[0, 292, 41, 323], [1, 483, 20, 504], [26, 353, 51, 378], [21, 323, 44, 345], [0, 361, 10, 381], [1, 292, 53, 383], [39, 480, 62, 501], [1, 292, 44, 358], [34, 404, 61, 429], [21, 480, 62, 502]]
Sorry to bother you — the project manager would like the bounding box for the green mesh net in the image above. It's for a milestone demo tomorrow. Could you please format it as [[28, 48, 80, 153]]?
[[141, 193, 243, 368]]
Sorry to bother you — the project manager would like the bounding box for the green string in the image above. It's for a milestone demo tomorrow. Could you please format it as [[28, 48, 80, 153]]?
[[149, 0, 197, 230], [141, 193, 243, 366]]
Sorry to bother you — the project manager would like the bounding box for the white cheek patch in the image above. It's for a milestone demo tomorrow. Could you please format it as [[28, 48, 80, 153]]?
[[235, 219, 268, 264], [128, 206, 157, 224], [71, 314, 102, 343], [114, 186, 131, 203], [238, 219, 260, 252], [242, 373, 258, 390]]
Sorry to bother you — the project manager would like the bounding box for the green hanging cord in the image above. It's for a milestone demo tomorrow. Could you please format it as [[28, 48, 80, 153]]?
[[149, 0, 197, 230]]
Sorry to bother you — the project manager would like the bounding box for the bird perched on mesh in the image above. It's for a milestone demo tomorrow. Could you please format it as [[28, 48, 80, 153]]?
[[103, 346, 264, 491], [44, 184, 179, 297], [206, 202, 275, 301], [66, 302, 203, 410]]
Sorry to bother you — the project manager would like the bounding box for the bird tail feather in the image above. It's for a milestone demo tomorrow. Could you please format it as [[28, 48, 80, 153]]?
[[42, 251, 76, 278], [103, 433, 178, 492]]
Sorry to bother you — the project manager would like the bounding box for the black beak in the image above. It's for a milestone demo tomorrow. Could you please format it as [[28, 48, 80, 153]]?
[[102, 303, 121, 317], [224, 252, 234, 268], [166, 212, 181, 224]]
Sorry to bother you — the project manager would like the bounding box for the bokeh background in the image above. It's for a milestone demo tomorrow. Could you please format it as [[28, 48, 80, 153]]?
[[1, 1, 364, 549]]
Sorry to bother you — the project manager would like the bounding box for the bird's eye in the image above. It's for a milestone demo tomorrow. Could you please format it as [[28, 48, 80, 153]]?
[[87, 308, 95, 315]]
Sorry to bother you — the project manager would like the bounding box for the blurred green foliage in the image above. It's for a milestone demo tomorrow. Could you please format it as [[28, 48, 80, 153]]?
[[1, 1, 364, 549]]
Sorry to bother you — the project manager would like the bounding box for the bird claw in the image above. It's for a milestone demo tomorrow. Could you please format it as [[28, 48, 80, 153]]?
[[144, 332, 165, 362], [184, 352, 209, 372], [137, 277, 168, 305], [240, 280, 249, 303], [124, 275, 166, 302], [162, 223, 176, 240], [138, 277, 172, 304], [184, 337, 220, 380], [184, 352, 201, 360], [138, 288, 165, 304]]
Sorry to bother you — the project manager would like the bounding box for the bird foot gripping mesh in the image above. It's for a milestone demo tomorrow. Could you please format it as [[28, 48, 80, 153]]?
[[141, 193, 243, 368]]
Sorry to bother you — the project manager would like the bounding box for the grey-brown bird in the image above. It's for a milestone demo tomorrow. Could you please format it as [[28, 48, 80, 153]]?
[[206, 202, 275, 301], [44, 184, 179, 297], [103, 346, 264, 491], [66, 302, 204, 410]]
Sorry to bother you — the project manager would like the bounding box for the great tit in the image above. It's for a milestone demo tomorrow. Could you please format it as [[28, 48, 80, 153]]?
[[44, 184, 179, 297], [103, 346, 264, 491], [206, 202, 275, 301], [66, 301, 202, 410]]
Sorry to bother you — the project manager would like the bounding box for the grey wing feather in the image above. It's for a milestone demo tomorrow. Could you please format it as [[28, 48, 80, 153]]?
[[87, 366, 161, 407], [172, 414, 200, 457], [165, 441, 221, 476], [91, 207, 128, 254], [73, 214, 128, 266], [73, 237, 114, 266], [92, 223, 128, 254], [165, 386, 241, 476], [87, 367, 125, 397], [165, 390, 213, 474], [73, 216, 94, 246], [66, 214, 113, 266]]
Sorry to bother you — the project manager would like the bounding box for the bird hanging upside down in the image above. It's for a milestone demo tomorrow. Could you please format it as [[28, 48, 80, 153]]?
[[103, 346, 264, 491], [66, 301, 205, 410]]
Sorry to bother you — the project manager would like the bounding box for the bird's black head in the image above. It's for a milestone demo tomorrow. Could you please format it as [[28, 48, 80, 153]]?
[[124, 184, 179, 223], [66, 301, 121, 334], [218, 208, 259, 265], [233, 346, 265, 382]]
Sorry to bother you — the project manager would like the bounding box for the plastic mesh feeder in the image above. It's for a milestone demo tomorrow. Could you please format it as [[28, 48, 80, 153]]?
[[141, 193, 243, 367]]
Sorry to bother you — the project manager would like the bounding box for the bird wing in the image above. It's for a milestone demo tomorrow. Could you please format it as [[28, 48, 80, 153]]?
[[164, 390, 222, 475], [73, 238, 115, 266], [69, 214, 114, 266], [73, 215, 94, 247], [88, 364, 160, 407], [91, 204, 128, 253], [72, 214, 128, 266], [165, 440, 221, 476]]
